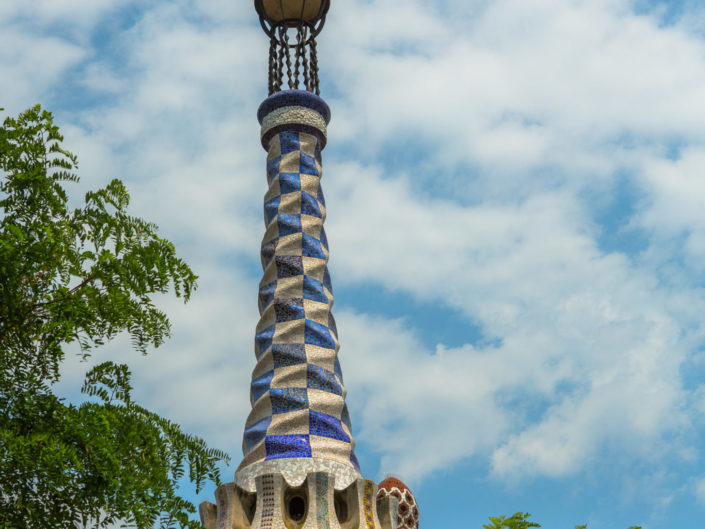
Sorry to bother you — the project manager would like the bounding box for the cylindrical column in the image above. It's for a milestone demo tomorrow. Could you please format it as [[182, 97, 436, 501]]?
[[235, 90, 360, 492]]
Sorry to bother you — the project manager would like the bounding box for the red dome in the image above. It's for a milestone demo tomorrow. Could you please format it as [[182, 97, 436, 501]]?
[[377, 477, 419, 529]]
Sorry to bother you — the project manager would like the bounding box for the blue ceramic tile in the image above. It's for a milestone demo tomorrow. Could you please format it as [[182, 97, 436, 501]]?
[[251, 369, 274, 404], [272, 343, 307, 368], [264, 196, 281, 225], [314, 140, 322, 164], [304, 319, 335, 350], [276, 255, 303, 278], [259, 280, 277, 311], [261, 239, 277, 268], [302, 233, 325, 259], [303, 275, 328, 304], [270, 387, 308, 414], [264, 434, 312, 459], [307, 364, 342, 395], [327, 313, 338, 339], [244, 415, 272, 452], [309, 410, 350, 442], [267, 155, 281, 184], [274, 297, 305, 322], [300, 151, 318, 176], [341, 403, 351, 430], [255, 325, 275, 359], [280, 131, 300, 154], [334, 356, 343, 383], [319, 226, 328, 251], [279, 172, 301, 194], [278, 214, 302, 236], [301, 191, 322, 218]]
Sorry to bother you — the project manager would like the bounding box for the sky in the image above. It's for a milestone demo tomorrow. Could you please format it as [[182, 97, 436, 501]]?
[[3, 0, 705, 528]]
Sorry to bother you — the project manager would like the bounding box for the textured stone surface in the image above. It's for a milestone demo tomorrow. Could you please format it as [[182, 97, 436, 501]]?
[[200, 474, 392, 529], [235, 456, 359, 493], [260, 106, 328, 145]]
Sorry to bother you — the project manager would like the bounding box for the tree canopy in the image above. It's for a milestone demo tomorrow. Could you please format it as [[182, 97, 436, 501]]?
[[482, 512, 642, 529], [0, 105, 229, 528]]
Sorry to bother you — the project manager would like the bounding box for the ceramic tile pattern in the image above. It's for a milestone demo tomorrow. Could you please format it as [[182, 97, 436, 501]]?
[[259, 475, 276, 529], [236, 91, 359, 489], [363, 481, 377, 529], [316, 473, 330, 529], [377, 478, 419, 529]]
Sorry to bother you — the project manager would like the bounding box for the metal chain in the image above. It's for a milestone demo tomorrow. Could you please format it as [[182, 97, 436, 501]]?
[[310, 38, 320, 95], [276, 26, 286, 93], [294, 25, 304, 90], [283, 29, 294, 90], [267, 24, 321, 94], [300, 26, 311, 92], [268, 36, 278, 95]]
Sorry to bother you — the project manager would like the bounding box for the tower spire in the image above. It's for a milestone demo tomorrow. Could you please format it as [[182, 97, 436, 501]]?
[[234, 89, 360, 492], [199, 3, 416, 528]]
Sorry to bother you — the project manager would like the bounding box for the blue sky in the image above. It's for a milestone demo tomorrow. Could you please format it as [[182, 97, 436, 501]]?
[[3, 0, 705, 528]]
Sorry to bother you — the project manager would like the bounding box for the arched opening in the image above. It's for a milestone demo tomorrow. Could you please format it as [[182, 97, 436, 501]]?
[[334, 491, 349, 524], [288, 495, 306, 522]]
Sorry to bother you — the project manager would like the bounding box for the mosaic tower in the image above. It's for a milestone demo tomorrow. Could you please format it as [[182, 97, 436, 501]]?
[[200, 2, 418, 528]]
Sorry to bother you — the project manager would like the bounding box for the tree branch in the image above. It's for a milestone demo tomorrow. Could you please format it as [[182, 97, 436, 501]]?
[[30, 274, 97, 311]]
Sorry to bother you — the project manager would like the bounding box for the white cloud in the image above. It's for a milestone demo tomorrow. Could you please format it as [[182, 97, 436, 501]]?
[[0, 0, 124, 33], [0, 28, 86, 114], [335, 282, 688, 482], [323, 0, 705, 200], [320, 158, 698, 481], [637, 149, 705, 273], [337, 311, 512, 482]]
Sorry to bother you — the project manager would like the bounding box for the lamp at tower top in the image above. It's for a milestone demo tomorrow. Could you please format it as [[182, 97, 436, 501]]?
[[255, 0, 330, 36], [255, 0, 331, 95]]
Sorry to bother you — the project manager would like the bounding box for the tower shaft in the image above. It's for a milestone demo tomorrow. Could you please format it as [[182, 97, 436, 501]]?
[[200, 90, 395, 529], [235, 90, 359, 492]]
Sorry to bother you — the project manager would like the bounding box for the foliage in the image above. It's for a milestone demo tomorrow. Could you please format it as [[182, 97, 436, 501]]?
[[0, 105, 229, 528], [484, 513, 642, 529], [484, 512, 541, 529]]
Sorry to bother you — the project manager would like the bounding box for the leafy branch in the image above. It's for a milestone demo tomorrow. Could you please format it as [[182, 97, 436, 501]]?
[[0, 105, 227, 529]]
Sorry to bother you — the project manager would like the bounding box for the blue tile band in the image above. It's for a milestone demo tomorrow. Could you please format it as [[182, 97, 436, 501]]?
[[235, 92, 360, 492]]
